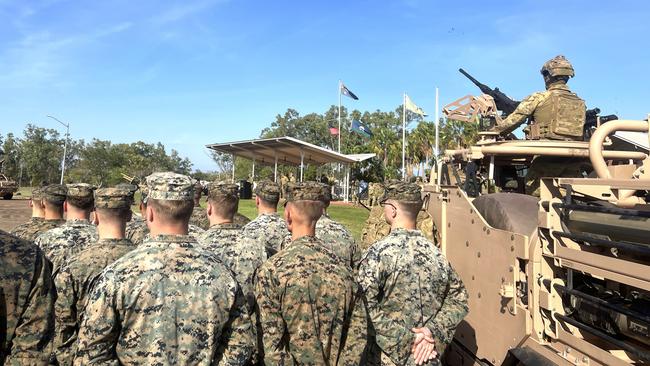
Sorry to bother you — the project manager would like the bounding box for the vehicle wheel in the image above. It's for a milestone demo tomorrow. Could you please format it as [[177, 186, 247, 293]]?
[[3, 193, 13, 200]]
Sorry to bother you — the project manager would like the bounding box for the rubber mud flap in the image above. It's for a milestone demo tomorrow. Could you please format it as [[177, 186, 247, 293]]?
[[472, 193, 539, 236]]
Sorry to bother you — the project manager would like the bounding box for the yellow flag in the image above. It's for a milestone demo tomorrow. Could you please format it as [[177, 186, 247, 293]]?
[[405, 94, 427, 116]]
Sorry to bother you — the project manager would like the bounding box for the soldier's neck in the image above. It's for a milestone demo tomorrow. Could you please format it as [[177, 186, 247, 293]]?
[[291, 223, 316, 241], [257, 206, 277, 215], [209, 215, 233, 226], [44, 209, 64, 220], [149, 222, 189, 236], [66, 207, 90, 222], [391, 218, 417, 231], [32, 208, 45, 218], [545, 80, 567, 90], [98, 222, 126, 240]]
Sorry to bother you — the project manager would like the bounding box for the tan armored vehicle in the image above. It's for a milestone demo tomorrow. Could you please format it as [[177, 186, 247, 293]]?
[[425, 111, 650, 365], [0, 174, 18, 200]]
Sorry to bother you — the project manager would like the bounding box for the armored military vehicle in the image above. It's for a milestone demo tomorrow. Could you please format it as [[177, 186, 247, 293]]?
[[0, 174, 18, 199], [424, 70, 650, 365]]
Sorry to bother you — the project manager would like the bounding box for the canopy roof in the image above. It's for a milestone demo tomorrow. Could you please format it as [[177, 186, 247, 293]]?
[[206, 136, 375, 166]]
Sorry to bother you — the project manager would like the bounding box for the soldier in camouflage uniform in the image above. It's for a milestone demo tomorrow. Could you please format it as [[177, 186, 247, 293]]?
[[242, 180, 290, 257], [189, 180, 210, 230], [35, 184, 98, 273], [198, 183, 244, 246], [10, 187, 46, 240], [14, 185, 67, 242], [490, 55, 589, 196], [53, 187, 137, 365], [199, 182, 267, 363], [0, 230, 55, 365], [254, 182, 367, 364], [357, 182, 468, 365], [75, 172, 254, 365], [126, 182, 204, 245], [315, 183, 361, 268]]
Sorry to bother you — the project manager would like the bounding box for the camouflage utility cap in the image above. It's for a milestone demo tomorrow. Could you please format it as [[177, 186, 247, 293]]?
[[541, 55, 574, 78], [285, 182, 326, 202], [319, 183, 332, 203], [145, 172, 194, 201], [254, 180, 280, 202], [66, 183, 96, 207], [115, 183, 138, 196], [95, 187, 134, 209], [380, 181, 422, 203], [43, 184, 68, 204], [31, 187, 44, 200], [208, 182, 239, 201]]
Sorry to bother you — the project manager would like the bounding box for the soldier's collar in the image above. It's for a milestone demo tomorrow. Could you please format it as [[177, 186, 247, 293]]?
[[97, 237, 133, 245], [147, 234, 197, 243], [390, 227, 423, 235], [209, 222, 241, 230]]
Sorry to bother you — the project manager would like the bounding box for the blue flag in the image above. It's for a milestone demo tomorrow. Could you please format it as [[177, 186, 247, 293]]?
[[351, 120, 373, 138], [340, 83, 359, 100]]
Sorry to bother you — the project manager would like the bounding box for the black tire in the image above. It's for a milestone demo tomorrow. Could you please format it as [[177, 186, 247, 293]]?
[[3, 193, 13, 200]]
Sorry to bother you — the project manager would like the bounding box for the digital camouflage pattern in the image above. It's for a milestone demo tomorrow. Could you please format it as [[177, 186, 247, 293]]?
[[198, 222, 267, 363], [93, 187, 134, 209], [361, 205, 434, 252], [380, 181, 423, 204], [126, 216, 205, 245], [0, 230, 55, 365], [254, 180, 281, 202], [125, 216, 148, 245], [53, 238, 136, 366], [207, 182, 239, 201], [11, 218, 66, 242], [233, 212, 251, 226], [42, 184, 67, 204], [197, 222, 242, 249], [35, 220, 98, 273], [189, 206, 210, 230], [357, 228, 469, 365], [65, 183, 95, 208], [198, 225, 266, 310], [255, 235, 368, 365], [242, 213, 290, 257], [316, 213, 361, 268], [284, 181, 326, 202], [145, 172, 195, 201], [10, 217, 43, 240], [74, 235, 254, 365]]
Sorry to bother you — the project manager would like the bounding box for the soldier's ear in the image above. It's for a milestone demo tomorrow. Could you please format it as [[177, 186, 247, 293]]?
[[63, 201, 69, 213], [92, 212, 100, 225], [146, 204, 155, 223], [206, 202, 213, 217]]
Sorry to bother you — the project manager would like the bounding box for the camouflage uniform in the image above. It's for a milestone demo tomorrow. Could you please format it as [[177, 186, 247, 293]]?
[[190, 206, 210, 230], [234, 212, 251, 226], [53, 188, 137, 366], [317, 213, 361, 268], [74, 172, 254, 365], [35, 220, 98, 273], [35, 184, 98, 271], [11, 187, 66, 242], [357, 183, 469, 365], [126, 217, 205, 245], [0, 230, 55, 365], [242, 180, 290, 257], [254, 183, 367, 364]]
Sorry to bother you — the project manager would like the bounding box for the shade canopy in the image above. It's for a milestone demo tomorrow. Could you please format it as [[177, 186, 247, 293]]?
[[206, 136, 375, 166]]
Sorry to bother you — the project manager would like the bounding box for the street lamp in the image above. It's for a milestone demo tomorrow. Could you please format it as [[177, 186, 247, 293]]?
[[46, 115, 70, 184]]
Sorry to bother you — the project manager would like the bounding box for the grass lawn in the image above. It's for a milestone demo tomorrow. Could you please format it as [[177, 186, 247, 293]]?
[[237, 199, 370, 241]]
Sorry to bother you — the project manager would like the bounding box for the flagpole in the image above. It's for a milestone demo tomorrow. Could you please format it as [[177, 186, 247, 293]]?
[[402, 92, 406, 180], [338, 80, 342, 154], [435, 87, 439, 157]]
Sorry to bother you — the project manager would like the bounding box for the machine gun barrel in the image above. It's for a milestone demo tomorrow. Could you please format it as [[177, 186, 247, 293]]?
[[459, 68, 520, 116]]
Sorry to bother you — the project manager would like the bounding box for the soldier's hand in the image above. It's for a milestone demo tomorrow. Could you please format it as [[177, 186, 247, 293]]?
[[411, 327, 437, 365]]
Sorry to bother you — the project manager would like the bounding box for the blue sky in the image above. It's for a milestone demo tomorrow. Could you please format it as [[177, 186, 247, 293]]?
[[1, 0, 648, 170]]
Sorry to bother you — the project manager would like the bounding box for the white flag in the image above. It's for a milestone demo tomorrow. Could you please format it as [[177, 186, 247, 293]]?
[[405, 94, 427, 116]]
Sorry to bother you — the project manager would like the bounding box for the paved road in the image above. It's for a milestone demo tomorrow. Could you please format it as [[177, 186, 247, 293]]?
[[0, 199, 31, 232]]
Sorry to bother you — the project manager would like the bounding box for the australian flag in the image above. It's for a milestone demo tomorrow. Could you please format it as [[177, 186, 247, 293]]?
[[351, 120, 373, 138], [340, 83, 359, 100]]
